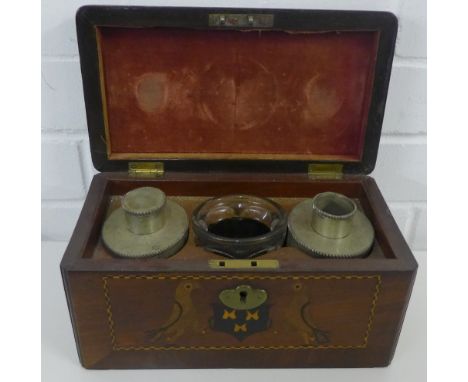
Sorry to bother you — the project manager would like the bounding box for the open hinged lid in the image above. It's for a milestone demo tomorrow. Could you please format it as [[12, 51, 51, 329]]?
[[77, 6, 397, 175]]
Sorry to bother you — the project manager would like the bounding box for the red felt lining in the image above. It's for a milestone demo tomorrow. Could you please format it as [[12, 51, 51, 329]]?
[[97, 27, 379, 161]]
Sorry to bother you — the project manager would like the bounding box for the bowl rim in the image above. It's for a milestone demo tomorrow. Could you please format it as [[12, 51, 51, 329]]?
[[191, 194, 288, 244]]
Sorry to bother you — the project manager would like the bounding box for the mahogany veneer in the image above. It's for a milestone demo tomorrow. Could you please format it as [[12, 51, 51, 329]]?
[[61, 173, 417, 368]]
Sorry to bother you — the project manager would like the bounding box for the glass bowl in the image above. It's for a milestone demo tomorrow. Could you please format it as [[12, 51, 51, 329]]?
[[192, 195, 287, 258]]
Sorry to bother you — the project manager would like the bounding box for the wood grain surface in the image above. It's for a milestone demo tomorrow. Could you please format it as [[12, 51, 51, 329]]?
[[61, 173, 417, 368]]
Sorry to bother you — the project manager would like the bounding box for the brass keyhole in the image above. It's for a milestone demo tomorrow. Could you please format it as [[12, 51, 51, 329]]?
[[219, 285, 267, 310], [239, 290, 248, 303]]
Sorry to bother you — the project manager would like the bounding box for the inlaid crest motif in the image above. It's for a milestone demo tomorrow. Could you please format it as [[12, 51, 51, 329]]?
[[210, 285, 270, 340]]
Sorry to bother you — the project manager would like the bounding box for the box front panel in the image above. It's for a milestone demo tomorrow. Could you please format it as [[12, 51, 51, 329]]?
[[66, 268, 416, 368], [104, 274, 380, 351]]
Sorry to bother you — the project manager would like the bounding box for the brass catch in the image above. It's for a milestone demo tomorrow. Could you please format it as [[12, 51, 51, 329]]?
[[128, 162, 164, 177], [209, 259, 279, 269], [308, 163, 344, 179]]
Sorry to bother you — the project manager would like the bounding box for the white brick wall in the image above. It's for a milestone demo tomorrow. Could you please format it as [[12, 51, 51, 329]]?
[[41, 0, 427, 250]]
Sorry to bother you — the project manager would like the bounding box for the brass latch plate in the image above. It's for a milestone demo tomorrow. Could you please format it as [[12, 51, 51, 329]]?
[[209, 259, 279, 269], [128, 162, 164, 177]]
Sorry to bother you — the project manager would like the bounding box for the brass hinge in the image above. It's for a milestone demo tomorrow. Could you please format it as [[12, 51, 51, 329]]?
[[128, 162, 164, 177], [308, 163, 344, 179]]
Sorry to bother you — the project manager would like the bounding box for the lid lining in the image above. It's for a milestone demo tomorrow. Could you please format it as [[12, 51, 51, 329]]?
[[76, 7, 397, 173]]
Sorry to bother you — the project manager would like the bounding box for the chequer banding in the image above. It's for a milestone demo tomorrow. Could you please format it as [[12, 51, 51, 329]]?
[[102, 274, 381, 351]]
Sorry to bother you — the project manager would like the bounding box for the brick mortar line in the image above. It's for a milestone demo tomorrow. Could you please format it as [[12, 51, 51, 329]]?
[[42, 200, 85, 208], [388, 201, 426, 208], [41, 132, 427, 141], [393, 57, 427, 68], [41, 54, 427, 65], [42, 131, 88, 140], [40, 238, 430, 254], [379, 135, 427, 144], [41, 200, 426, 209], [42, 55, 79, 62]]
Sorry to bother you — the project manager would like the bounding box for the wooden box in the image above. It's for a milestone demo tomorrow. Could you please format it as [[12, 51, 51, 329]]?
[[61, 6, 417, 369]]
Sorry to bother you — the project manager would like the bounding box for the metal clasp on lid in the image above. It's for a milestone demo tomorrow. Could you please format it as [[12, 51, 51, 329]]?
[[209, 14, 274, 28]]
